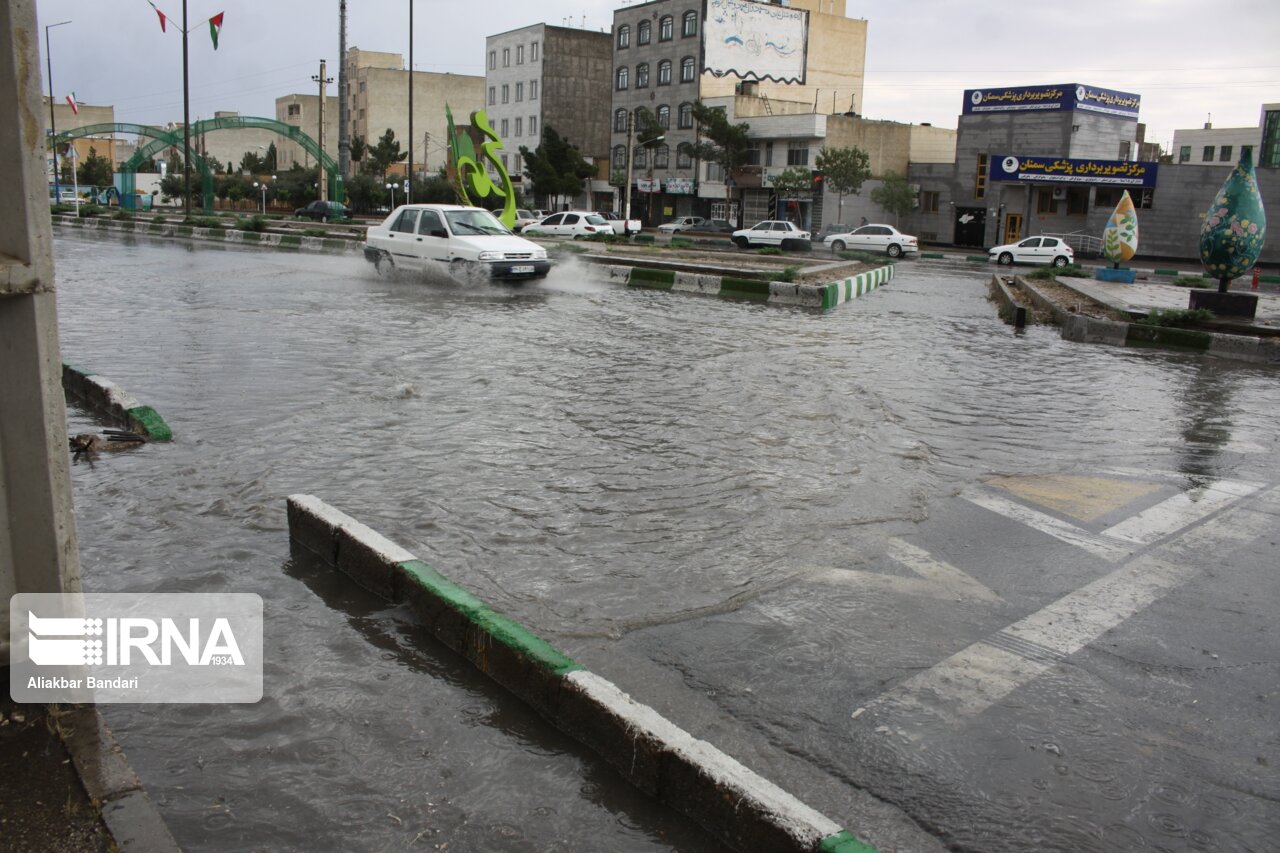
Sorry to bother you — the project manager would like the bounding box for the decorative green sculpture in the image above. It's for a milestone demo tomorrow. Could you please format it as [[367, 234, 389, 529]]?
[[1200, 148, 1266, 292], [445, 105, 518, 229], [1102, 190, 1138, 268]]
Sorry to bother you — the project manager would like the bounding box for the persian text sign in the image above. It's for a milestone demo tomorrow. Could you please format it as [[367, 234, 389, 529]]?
[[10, 593, 263, 704], [992, 155, 1159, 188], [964, 84, 1140, 119]]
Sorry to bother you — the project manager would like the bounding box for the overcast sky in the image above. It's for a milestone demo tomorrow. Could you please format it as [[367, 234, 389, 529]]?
[[35, 0, 1280, 153]]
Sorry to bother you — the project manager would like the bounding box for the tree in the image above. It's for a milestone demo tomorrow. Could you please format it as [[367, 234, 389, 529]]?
[[265, 142, 278, 172], [518, 126, 594, 209], [76, 146, 113, 189], [350, 135, 366, 164], [870, 170, 916, 226], [769, 166, 813, 199], [345, 172, 380, 214], [815, 146, 871, 224], [688, 102, 751, 226], [366, 128, 406, 179], [240, 150, 266, 174]]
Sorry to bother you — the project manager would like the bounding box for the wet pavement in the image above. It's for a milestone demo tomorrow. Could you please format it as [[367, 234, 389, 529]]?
[[48, 234, 1280, 851]]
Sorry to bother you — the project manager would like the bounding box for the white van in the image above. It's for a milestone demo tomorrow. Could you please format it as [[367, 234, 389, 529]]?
[[364, 204, 552, 281]]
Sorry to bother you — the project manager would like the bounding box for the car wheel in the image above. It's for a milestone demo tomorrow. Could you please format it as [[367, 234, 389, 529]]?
[[1052, 255, 1070, 268], [887, 243, 902, 258], [831, 240, 846, 252], [998, 252, 1014, 266], [732, 236, 749, 249], [573, 234, 583, 240]]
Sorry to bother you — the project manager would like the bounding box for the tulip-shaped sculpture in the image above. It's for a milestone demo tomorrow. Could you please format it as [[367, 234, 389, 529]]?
[[1200, 148, 1266, 293], [1097, 190, 1139, 282]]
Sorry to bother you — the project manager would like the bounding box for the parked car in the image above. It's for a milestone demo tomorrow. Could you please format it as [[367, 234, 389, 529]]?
[[817, 223, 853, 242], [988, 236, 1075, 267], [522, 211, 613, 239], [823, 223, 919, 258], [595, 211, 642, 236], [295, 200, 352, 221], [363, 204, 551, 280], [657, 216, 705, 234], [731, 220, 812, 251], [699, 219, 735, 233], [513, 209, 540, 232]]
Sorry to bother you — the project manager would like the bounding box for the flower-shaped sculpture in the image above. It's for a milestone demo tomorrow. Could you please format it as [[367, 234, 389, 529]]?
[[1102, 190, 1138, 268], [1200, 148, 1266, 292]]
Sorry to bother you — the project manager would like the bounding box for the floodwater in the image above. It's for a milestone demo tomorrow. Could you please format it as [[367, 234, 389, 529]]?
[[53, 234, 1280, 851]]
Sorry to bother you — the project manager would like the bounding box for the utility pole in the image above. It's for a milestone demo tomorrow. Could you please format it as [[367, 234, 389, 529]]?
[[338, 0, 350, 181], [182, 0, 191, 216], [45, 20, 72, 203], [407, 0, 414, 204], [312, 60, 332, 201]]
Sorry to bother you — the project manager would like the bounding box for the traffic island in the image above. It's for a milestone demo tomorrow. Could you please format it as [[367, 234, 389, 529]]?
[[286, 494, 878, 853], [62, 363, 173, 441]]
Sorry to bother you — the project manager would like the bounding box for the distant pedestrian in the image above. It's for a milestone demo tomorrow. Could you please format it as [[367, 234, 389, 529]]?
[[859, 216, 868, 227]]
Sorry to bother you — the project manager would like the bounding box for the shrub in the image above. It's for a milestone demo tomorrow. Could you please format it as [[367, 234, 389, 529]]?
[[670, 237, 694, 249], [1172, 276, 1212, 289], [778, 265, 801, 283], [584, 232, 624, 244], [151, 215, 167, 224], [50, 203, 77, 214], [1026, 264, 1087, 280], [235, 215, 268, 233], [756, 246, 783, 256], [1136, 308, 1215, 328], [187, 216, 221, 228], [837, 249, 889, 264], [111, 210, 134, 221], [302, 228, 327, 238]]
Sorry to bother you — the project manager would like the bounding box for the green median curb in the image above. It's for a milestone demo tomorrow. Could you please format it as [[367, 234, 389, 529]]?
[[125, 405, 173, 442], [965, 255, 989, 263], [1125, 324, 1212, 351], [920, 252, 944, 259], [629, 267, 676, 289], [820, 830, 879, 853]]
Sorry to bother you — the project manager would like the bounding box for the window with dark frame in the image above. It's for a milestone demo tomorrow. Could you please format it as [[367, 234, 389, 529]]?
[[659, 15, 673, 40], [975, 154, 988, 199], [655, 144, 669, 169], [657, 105, 670, 129], [617, 24, 630, 49], [921, 190, 940, 213], [1220, 145, 1233, 162], [636, 63, 649, 88], [1066, 187, 1088, 215], [678, 103, 693, 129], [1203, 145, 1214, 162], [682, 10, 697, 37], [680, 56, 695, 83], [616, 66, 629, 90], [658, 60, 672, 85], [638, 19, 650, 44]]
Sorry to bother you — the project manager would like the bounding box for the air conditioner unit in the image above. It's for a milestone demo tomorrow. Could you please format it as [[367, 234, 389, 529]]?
[[1051, 187, 1067, 200]]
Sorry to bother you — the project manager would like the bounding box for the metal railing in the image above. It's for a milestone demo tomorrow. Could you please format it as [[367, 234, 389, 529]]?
[[1044, 230, 1102, 258]]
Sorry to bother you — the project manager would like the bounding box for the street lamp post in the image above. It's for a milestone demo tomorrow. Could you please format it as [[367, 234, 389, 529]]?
[[386, 182, 396, 209], [45, 19, 72, 204], [623, 113, 663, 224], [253, 175, 275, 215]]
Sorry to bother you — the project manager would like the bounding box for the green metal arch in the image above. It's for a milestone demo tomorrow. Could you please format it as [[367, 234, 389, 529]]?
[[53, 122, 217, 210]]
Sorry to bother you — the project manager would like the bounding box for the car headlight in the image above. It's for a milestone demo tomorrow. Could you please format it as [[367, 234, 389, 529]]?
[[478, 251, 502, 261], [531, 249, 547, 260]]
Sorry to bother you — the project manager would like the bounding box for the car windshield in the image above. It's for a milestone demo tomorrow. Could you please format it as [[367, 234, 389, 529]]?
[[444, 209, 510, 235], [585, 215, 608, 225]]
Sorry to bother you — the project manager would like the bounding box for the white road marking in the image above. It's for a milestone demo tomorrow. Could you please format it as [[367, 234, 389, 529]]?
[[864, 490, 1277, 733], [809, 538, 1002, 603], [1102, 478, 1261, 544], [964, 490, 1133, 562]]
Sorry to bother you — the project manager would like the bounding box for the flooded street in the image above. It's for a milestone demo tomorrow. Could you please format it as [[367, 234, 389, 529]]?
[[55, 234, 1279, 851]]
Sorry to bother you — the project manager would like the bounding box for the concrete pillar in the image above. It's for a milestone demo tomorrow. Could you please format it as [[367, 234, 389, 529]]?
[[1, 0, 83, 664]]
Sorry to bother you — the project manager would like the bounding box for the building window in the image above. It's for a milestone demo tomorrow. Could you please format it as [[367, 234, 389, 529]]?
[[764, 142, 773, 167], [682, 11, 698, 37], [1262, 109, 1280, 168], [657, 105, 670, 129], [287, 103, 301, 117], [659, 15, 673, 41], [786, 140, 809, 166], [1202, 145, 1214, 162], [1036, 189, 1057, 214], [1135, 188, 1154, 209], [615, 66, 629, 90], [515, 117, 522, 137], [358, 81, 366, 93], [517, 45, 524, 64], [501, 118, 509, 137], [658, 60, 672, 85], [655, 144, 669, 169], [530, 80, 538, 100], [1178, 145, 1191, 163], [488, 51, 496, 70], [531, 41, 539, 62], [680, 56, 696, 83], [975, 153, 988, 199], [1067, 187, 1088, 215], [614, 108, 628, 133], [677, 143, 693, 169], [516, 82, 524, 102], [921, 190, 940, 213], [634, 146, 646, 169], [613, 145, 626, 170], [617, 24, 630, 49], [501, 84, 509, 104], [1219, 145, 1233, 162], [488, 86, 496, 106], [502, 48, 510, 67], [1094, 187, 1118, 208], [1242, 144, 1254, 162], [678, 102, 693, 129], [636, 63, 649, 88], [529, 116, 537, 137], [744, 142, 761, 167], [638, 19, 650, 44]]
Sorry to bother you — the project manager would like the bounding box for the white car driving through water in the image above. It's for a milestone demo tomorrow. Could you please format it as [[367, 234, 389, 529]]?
[[364, 204, 551, 280]]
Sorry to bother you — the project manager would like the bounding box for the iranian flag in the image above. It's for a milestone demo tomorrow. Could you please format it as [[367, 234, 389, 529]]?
[[147, 1, 166, 32], [208, 12, 224, 49], [66, 92, 78, 115]]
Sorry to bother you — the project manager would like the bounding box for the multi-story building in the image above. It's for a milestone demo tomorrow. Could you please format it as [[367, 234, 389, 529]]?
[[343, 47, 485, 178], [485, 23, 613, 205], [1169, 104, 1279, 166], [275, 94, 341, 171], [609, 0, 868, 225], [42, 97, 121, 171]]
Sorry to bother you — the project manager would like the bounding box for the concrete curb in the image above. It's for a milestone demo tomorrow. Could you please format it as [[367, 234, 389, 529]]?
[[62, 363, 173, 441], [987, 275, 1027, 326], [55, 705, 180, 851], [286, 494, 876, 853], [50, 214, 361, 256], [591, 262, 894, 312], [1018, 278, 1280, 365]]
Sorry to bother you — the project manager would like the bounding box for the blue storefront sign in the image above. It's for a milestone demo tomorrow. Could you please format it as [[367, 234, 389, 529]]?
[[964, 84, 1141, 119], [990, 154, 1159, 188]]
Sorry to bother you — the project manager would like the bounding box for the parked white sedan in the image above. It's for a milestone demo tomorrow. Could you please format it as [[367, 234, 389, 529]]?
[[823, 224, 919, 257], [657, 216, 705, 234], [731, 220, 812, 250], [988, 236, 1075, 267], [522, 211, 613, 239]]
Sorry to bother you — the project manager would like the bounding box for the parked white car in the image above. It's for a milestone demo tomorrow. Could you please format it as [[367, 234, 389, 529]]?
[[513, 208, 540, 232], [988, 236, 1075, 267], [731, 220, 812, 250], [657, 216, 705, 234], [522, 211, 612, 239], [363, 204, 551, 280], [823, 224, 919, 258]]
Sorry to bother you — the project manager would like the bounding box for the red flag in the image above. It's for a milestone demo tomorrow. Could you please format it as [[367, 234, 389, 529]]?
[[66, 93, 78, 115], [155, 8, 167, 31], [208, 12, 224, 49]]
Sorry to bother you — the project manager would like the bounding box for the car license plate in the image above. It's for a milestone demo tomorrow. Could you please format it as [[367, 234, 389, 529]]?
[[511, 265, 534, 273]]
